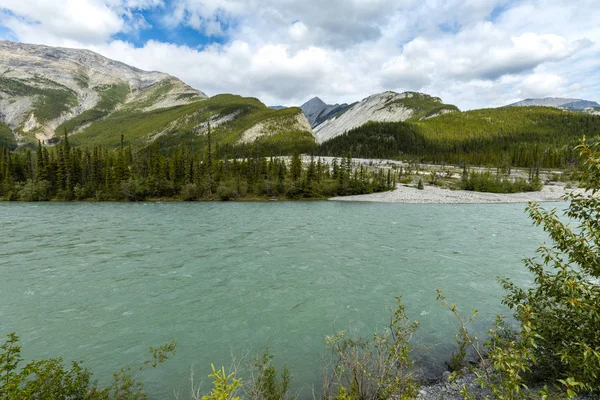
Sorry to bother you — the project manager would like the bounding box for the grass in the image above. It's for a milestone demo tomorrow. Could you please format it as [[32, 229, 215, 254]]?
[[382, 92, 460, 121], [414, 106, 599, 143], [71, 93, 316, 153], [55, 83, 130, 134]]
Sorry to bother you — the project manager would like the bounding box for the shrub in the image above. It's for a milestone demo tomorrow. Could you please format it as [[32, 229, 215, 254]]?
[[202, 364, 242, 400], [246, 349, 291, 400], [417, 178, 424, 190], [460, 171, 542, 193], [217, 182, 239, 201], [323, 297, 420, 400], [180, 183, 200, 201], [500, 138, 600, 396], [18, 179, 50, 201], [0, 333, 176, 400], [121, 178, 149, 201]]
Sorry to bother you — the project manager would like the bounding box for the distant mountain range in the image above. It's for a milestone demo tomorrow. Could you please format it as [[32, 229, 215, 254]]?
[[301, 92, 459, 143], [1, 40, 599, 154], [507, 97, 600, 110]]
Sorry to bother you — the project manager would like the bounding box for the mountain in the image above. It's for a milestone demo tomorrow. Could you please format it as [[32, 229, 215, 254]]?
[[299, 97, 351, 128], [313, 91, 459, 143], [0, 41, 315, 153], [507, 97, 600, 110], [0, 41, 205, 143]]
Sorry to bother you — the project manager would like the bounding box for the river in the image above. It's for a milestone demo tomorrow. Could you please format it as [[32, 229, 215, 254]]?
[[0, 201, 558, 399]]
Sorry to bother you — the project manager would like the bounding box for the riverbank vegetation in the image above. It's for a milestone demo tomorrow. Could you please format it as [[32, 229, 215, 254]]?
[[2, 138, 599, 399], [0, 132, 395, 202], [459, 170, 543, 193]]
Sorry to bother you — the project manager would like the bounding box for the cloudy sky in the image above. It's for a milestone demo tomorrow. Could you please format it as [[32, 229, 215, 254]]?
[[0, 0, 598, 109]]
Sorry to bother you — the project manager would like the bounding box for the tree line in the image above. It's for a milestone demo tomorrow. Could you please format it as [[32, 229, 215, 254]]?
[[0, 132, 395, 202]]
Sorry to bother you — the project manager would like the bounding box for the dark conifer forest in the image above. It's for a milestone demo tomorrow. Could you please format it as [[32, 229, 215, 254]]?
[[0, 132, 394, 201]]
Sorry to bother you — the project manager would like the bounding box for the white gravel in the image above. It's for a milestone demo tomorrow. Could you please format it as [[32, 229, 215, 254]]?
[[330, 183, 585, 204]]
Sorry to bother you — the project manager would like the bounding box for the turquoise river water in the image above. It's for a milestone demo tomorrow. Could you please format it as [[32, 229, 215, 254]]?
[[0, 201, 560, 399]]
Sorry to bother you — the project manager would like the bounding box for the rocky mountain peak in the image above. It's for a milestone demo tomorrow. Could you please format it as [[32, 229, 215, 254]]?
[[313, 91, 458, 143], [300, 96, 349, 128], [0, 40, 207, 142]]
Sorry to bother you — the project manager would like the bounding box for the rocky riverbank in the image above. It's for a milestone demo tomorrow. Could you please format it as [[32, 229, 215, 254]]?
[[418, 371, 599, 399], [330, 183, 585, 204]]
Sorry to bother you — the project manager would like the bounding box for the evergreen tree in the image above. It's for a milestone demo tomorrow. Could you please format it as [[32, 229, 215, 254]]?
[[290, 151, 302, 181]]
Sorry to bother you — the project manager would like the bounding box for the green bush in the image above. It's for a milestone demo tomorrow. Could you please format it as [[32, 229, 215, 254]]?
[[180, 183, 200, 201], [202, 364, 241, 400], [217, 181, 240, 201], [121, 178, 149, 201], [323, 297, 420, 400], [417, 178, 424, 190], [461, 171, 542, 193], [0, 333, 175, 400], [500, 138, 600, 396], [17, 179, 50, 201], [246, 349, 291, 400]]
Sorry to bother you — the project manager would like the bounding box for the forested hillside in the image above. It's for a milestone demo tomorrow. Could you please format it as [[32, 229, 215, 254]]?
[[68, 94, 317, 155], [318, 107, 600, 168]]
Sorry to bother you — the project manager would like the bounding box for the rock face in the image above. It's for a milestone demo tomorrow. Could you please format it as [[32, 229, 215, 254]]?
[[584, 107, 600, 116], [0, 40, 206, 142], [300, 97, 350, 128], [508, 98, 600, 110], [313, 91, 457, 143]]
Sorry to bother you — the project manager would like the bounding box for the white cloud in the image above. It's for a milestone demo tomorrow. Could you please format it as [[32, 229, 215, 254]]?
[[519, 73, 570, 99], [289, 21, 307, 41], [0, 0, 599, 109]]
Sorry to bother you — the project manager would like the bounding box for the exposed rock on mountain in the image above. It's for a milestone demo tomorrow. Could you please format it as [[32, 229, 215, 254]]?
[[0, 40, 206, 143], [300, 97, 351, 128], [313, 91, 458, 143], [583, 107, 600, 116]]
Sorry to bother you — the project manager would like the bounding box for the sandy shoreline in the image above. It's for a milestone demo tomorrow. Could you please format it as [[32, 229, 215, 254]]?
[[330, 184, 584, 204]]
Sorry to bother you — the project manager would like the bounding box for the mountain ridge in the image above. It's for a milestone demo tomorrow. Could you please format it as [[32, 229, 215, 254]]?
[[312, 91, 459, 143], [0, 40, 316, 153], [0, 40, 207, 144], [507, 97, 600, 110]]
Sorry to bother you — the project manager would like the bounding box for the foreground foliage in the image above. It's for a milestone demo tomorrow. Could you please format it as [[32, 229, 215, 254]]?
[[500, 137, 600, 396], [322, 297, 420, 400], [438, 137, 600, 399], [0, 333, 175, 400]]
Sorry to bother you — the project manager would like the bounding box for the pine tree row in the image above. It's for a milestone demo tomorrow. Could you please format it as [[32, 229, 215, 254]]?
[[0, 134, 395, 201]]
